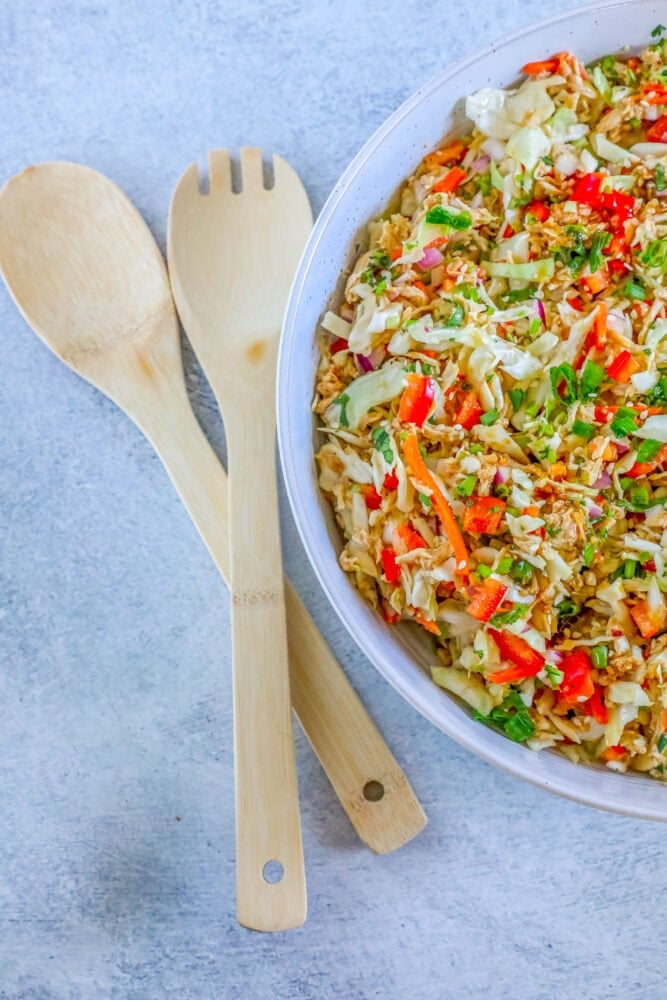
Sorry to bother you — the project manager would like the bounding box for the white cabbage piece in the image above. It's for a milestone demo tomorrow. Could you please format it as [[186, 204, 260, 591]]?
[[324, 363, 406, 430], [645, 318, 667, 351], [321, 309, 352, 339], [465, 87, 517, 139], [348, 296, 403, 354], [431, 666, 497, 716], [592, 133, 639, 164], [506, 126, 551, 170], [634, 415, 667, 442], [608, 681, 652, 707]]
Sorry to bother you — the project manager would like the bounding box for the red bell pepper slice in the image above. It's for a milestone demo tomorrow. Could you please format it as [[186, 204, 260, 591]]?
[[394, 522, 426, 553], [625, 444, 667, 479], [571, 172, 605, 206], [568, 294, 585, 312], [525, 200, 550, 222], [454, 390, 483, 430], [467, 577, 508, 622], [487, 629, 545, 681], [560, 650, 595, 704], [647, 113, 667, 140], [330, 337, 348, 354], [599, 189, 635, 222], [606, 349, 641, 384], [398, 373, 436, 427], [432, 167, 467, 194], [629, 599, 666, 639], [643, 86, 667, 107], [585, 685, 608, 725], [522, 56, 560, 75], [360, 484, 382, 510], [462, 497, 506, 535], [383, 470, 399, 491], [381, 547, 401, 585]]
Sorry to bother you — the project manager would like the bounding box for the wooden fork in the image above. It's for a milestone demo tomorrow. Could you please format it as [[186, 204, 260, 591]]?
[[168, 149, 310, 931]]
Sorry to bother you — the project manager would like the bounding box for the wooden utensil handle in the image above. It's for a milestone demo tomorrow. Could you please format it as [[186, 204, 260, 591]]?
[[138, 388, 426, 855], [224, 406, 305, 931]]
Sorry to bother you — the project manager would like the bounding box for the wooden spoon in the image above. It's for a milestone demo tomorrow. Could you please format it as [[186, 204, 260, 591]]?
[[0, 162, 427, 928]]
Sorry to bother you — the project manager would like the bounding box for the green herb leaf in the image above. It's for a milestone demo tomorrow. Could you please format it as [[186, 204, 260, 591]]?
[[610, 406, 639, 438], [550, 363, 578, 404], [336, 392, 350, 427], [473, 691, 535, 743], [591, 645, 608, 669], [659, 733, 667, 754], [652, 23, 666, 37], [657, 164, 667, 192], [459, 283, 481, 302], [508, 388, 525, 412], [371, 426, 394, 463], [555, 597, 580, 619], [457, 474, 477, 497], [583, 542, 596, 567], [640, 237, 667, 271], [425, 205, 472, 230], [572, 419, 596, 440], [443, 301, 465, 328], [624, 276, 647, 300], [589, 230, 612, 274], [510, 559, 534, 585], [580, 361, 605, 401], [629, 485, 649, 510], [490, 603, 529, 627], [636, 438, 663, 463]]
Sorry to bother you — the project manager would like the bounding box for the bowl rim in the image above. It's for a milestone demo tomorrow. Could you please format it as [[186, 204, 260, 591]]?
[[278, 0, 667, 821]]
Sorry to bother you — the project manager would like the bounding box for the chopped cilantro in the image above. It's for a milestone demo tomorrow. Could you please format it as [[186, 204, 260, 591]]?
[[473, 691, 535, 743], [508, 388, 525, 412], [442, 301, 465, 328], [550, 363, 578, 404], [555, 597, 580, 619], [371, 426, 394, 463]]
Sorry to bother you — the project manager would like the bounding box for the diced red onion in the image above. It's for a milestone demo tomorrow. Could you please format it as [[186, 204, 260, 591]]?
[[606, 310, 626, 335], [355, 353, 375, 373], [616, 441, 630, 456], [493, 466, 510, 485], [536, 299, 546, 324], [587, 502, 604, 519], [472, 154, 491, 174], [417, 247, 445, 270], [592, 471, 612, 490]]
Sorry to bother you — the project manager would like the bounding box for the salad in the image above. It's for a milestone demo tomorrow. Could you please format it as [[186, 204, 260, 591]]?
[[314, 33, 667, 776]]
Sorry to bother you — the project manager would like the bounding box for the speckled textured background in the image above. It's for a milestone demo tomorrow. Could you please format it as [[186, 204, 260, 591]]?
[[0, 1, 664, 997]]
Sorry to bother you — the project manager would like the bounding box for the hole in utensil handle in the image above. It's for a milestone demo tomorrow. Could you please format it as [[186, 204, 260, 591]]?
[[363, 780, 385, 802], [262, 860, 285, 884]]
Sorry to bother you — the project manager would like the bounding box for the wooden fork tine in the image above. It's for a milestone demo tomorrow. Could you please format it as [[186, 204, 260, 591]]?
[[239, 147, 264, 192], [208, 150, 232, 194]]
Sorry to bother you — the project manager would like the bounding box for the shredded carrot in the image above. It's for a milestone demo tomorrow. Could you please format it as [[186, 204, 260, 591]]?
[[424, 141, 467, 168], [602, 746, 627, 762], [403, 432, 469, 575], [593, 301, 607, 349], [414, 612, 441, 635]]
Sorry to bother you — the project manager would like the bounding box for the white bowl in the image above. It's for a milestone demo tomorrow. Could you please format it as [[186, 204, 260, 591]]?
[[278, 0, 667, 820]]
